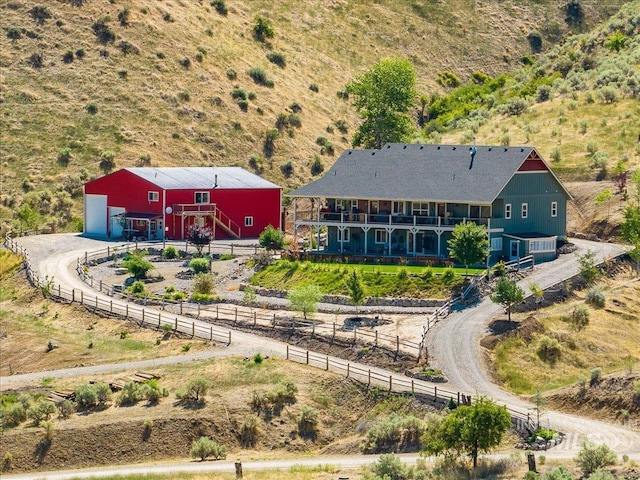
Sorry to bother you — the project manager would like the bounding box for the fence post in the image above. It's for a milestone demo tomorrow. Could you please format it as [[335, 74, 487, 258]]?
[[312, 321, 315, 337], [227, 331, 231, 345], [174, 317, 178, 332], [346, 363, 350, 378], [396, 335, 400, 356], [368, 370, 371, 387], [375, 330, 378, 346], [332, 323, 336, 340], [434, 386, 438, 403], [253, 312, 256, 328], [99, 280, 102, 291], [85, 252, 88, 264], [286, 345, 289, 360], [210, 326, 213, 341], [411, 380, 414, 394], [325, 356, 328, 371], [110, 300, 113, 313], [180, 301, 183, 316], [234, 308, 237, 325], [80, 290, 83, 304], [107, 246, 110, 258], [389, 375, 392, 392], [198, 303, 201, 318], [192, 322, 195, 337], [125, 304, 128, 318], [457, 392, 460, 404], [231, 244, 234, 255], [306, 351, 309, 365], [216, 304, 219, 320], [353, 326, 357, 343], [58, 285, 61, 297], [95, 295, 98, 309], [158, 312, 161, 328], [90, 276, 93, 287], [142, 309, 145, 324], [273, 313, 276, 329]]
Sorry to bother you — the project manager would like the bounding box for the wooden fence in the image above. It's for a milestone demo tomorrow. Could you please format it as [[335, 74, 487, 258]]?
[[75, 243, 422, 358], [3, 233, 542, 436]]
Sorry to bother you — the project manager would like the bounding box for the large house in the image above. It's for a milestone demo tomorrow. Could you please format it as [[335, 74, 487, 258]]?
[[84, 167, 282, 240], [288, 144, 571, 265]]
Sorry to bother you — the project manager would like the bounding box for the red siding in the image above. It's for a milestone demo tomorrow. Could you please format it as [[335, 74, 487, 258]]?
[[518, 157, 548, 172], [85, 170, 281, 240]]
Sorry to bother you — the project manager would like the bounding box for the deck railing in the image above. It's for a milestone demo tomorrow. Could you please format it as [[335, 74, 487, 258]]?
[[295, 210, 489, 227]]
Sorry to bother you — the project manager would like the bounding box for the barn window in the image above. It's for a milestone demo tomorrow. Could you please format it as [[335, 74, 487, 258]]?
[[148, 191, 159, 202], [244, 216, 253, 227], [521, 203, 528, 219], [491, 237, 503, 251], [505, 204, 512, 219], [551, 201, 558, 217], [195, 192, 210, 204], [375, 229, 388, 244]]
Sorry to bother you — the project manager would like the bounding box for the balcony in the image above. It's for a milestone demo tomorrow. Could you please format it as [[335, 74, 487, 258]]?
[[295, 210, 490, 228]]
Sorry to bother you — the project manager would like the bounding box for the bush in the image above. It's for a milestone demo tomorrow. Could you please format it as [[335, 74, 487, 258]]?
[[117, 40, 139, 55], [280, 161, 294, 178], [28, 52, 44, 69], [190, 436, 226, 461], [92, 17, 116, 44], [191, 293, 218, 304], [117, 6, 130, 26], [190, 258, 209, 274], [253, 352, 264, 364], [95, 383, 112, 406], [369, 453, 410, 480], [99, 150, 116, 173], [362, 413, 425, 453], [570, 305, 590, 330], [1, 402, 27, 427], [266, 52, 286, 68], [537, 335, 562, 364], [240, 414, 260, 446], [75, 384, 98, 409], [586, 287, 605, 307], [442, 267, 456, 283], [57, 147, 72, 166], [226, 68, 236, 79], [527, 31, 543, 53], [118, 381, 144, 405], [193, 272, 215, 295], [41, 420, 54, 441], [162, 246, 178, 259], [590, 367, 602, 386], [30, 5, 52, 24], [130, 280, 146, 295], [27, 399, 56, 424], [550, 146, 561, 162], [122, 254, 153, 280], [297, 406, 318, 435], [179, 57, 191, 68], [7, 26, 22, 40], [211, 1, 228, 15], [309, 83, 319, 92], [58, 399, 74, 419], [437, 71, 461, 88], [310, 155, 324, 176], [574, 442, 617, 476], [185, 376, 211, 402], [248, 66, 268, 85], [86, 103, 98, 115], [253, 16, 275, 42], [63, 50, 74, 63]]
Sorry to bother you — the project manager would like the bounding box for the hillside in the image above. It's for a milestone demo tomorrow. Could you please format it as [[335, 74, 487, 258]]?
[[0, 0, 628, 234]]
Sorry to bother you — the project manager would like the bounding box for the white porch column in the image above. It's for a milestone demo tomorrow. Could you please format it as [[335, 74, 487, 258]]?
[[385, 227, 393, 256], [435, 228, 444, 258], [338, 226, 346, 253], [362, 226, 371, 254], [316, 198, 321, 251], [410, 227, 419, 256], [292, 198, 298, 244]]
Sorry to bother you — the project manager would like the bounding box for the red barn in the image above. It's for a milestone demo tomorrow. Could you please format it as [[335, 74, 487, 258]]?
[[83, 167, 282, 240]]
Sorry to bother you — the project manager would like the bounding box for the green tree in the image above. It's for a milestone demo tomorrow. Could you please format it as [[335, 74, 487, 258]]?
[[346, 58, 417, 149], [190, 436, 226, 461], [422, 397, 511, 468], [122, 253, 154, 280], [259, 225, 285, 252], [595, 189, 613, 219], [574, 442, 617, 476], [578, 249, 599, 285], [345, 269, 366, 314], [288, 284, 322, 320], [17, 204, 41, 231], [490, 277, 524, 321], [447, 221, 488, 275]]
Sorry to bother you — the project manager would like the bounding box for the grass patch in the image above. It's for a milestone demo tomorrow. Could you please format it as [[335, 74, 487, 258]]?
[[492, 273, 640, 394], [249, 260, 468, 298]]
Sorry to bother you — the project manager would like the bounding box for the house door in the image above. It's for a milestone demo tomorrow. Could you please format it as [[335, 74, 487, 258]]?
[[510, 240, 519, 261]]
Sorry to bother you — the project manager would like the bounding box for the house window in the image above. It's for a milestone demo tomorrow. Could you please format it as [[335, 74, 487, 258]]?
[[529, 239, 555, 253], [148, 191, 159, 202], [244, 216, 253, 227], [369, 201, 379, 214], [195, 191, 210, 204], [521, 203, 528, 219], [505, 204, 512, 219], [338, 228, 350, 242], [551, 201, 558, 218], [392, 201, 405, 215], [411, 202, 429, 216], [375, 229, 388, 244], [491, 237, 503, 251], [469, 205, 481, 218]]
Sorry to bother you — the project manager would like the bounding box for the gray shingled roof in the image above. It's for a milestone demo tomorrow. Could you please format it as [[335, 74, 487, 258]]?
[[289, 144, 550, 203], [126, 167, 280, 190]]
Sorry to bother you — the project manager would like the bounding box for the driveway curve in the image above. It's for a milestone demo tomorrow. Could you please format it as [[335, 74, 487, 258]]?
[[5, 234, 640, 455]]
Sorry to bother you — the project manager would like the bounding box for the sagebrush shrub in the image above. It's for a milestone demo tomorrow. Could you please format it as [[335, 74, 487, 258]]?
[[7, 26, 22, 40], [253, 16, 274, 42], [280, 161, 294, 178], [585, 286, 605, 307], [266, 52, 286, 68], [298, 406, 318, 435], [92, 17, 115, 44], [536, 335, 561, 363], [193, 273, 215, 295], [28, 52, 44, 69], [310, 155, 324, 176], [189, 258, 209, 274], [240, 414, 260, 446], [309, 83, 319, 92], [248, 66, 268, 84], [211, 0, 228, 16]]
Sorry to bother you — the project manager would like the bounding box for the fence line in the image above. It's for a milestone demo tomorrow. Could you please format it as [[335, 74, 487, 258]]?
[[76, 245, 421, 358], [285, 345, 537, 435], [5, 233, 541, 435]]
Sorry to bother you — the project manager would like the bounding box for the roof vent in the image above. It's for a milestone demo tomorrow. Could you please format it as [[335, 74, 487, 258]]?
[[488, 147, 492, 151], [452, 147, 456, 150], [348, 151, 352, 155], [437, 146, 441, 150], [374, 172, 377, 177], [403, 145, 407, 149], [387, 144, 391, 148], [521, 148, 524, 152], [214, 174, 218, 188], [420, 146, 424, 150], [371, 152, 375, 156], [504, 148, 508, 152], [334, 171, 337, 175]]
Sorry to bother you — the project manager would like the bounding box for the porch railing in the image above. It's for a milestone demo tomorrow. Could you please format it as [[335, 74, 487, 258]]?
[[295, 210, 489, 227]]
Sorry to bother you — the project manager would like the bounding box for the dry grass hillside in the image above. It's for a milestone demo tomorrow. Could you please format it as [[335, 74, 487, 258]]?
[[0, 0, 627, 233]]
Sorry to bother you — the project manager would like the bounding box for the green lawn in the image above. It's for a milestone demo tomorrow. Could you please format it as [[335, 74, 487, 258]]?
[[250, 259, 473, 299]]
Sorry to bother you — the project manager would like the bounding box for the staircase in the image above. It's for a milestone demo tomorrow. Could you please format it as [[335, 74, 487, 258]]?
[[214, 206, 241, 239]]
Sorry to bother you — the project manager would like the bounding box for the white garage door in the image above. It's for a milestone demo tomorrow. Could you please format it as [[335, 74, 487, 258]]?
[[84, 194, 108, 236]]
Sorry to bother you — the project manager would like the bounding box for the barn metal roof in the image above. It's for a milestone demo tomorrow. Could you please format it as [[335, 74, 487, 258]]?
[[288, 144, 567, 203], [125, 167, 281, 190]]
